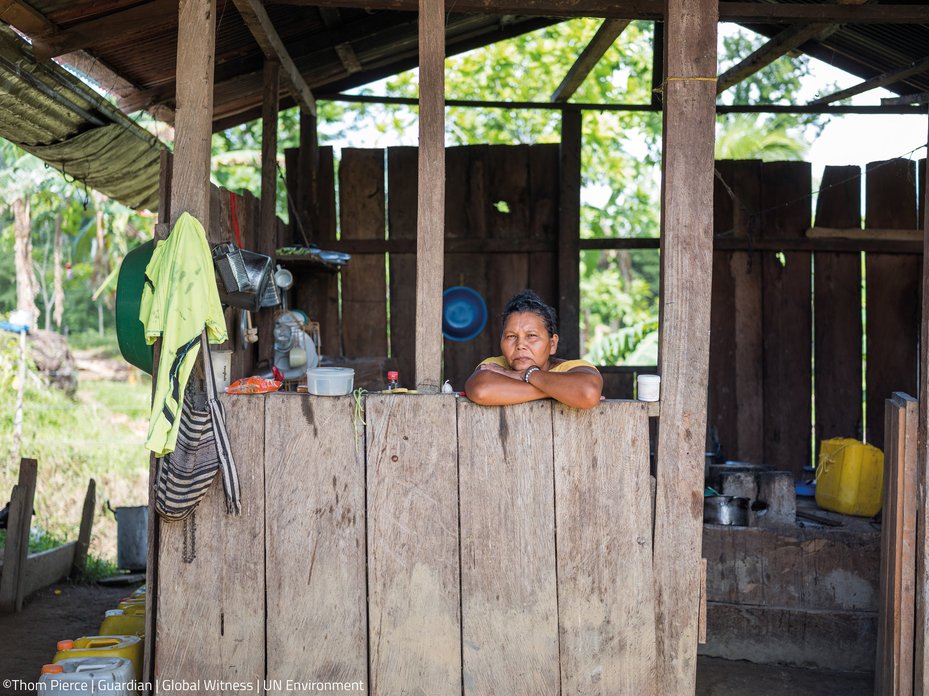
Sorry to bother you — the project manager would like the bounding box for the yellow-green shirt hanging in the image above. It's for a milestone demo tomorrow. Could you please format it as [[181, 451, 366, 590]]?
[[140, 212, 227, 456]]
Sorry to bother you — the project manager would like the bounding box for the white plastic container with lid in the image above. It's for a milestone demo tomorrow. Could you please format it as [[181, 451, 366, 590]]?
[[636, 374, 661, 402], [306, 367, 354, 396], [40, 657, 137, 695]]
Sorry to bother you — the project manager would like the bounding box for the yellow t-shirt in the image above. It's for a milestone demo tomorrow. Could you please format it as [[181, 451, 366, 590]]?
[[478, 356, 598, 373]]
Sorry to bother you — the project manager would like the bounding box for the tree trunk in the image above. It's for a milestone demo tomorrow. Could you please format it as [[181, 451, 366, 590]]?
[[12, 197, 39, 324], [53, 212, 64, 329]]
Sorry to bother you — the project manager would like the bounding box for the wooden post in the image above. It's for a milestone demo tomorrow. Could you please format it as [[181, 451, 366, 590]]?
[[915, 107, 929, 696], [558, 111, 581, 358], [169, 0, 216, 227], [258, 58, 280, 366], [414, 0, 445, 391], [70, 478, 96, 578], [0, 459, 38, 613], [652, 0, 717, 690], [156, 0, 215, 688]]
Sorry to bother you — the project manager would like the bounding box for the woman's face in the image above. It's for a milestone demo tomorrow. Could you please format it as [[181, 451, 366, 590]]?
[[500, 311, 558, 371]]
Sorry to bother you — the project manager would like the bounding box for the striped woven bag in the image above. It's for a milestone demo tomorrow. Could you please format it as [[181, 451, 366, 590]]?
[[154, 332, 241, 521]]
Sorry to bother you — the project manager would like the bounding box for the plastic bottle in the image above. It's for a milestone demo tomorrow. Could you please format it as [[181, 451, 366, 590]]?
[[386, 371, 399, 391]]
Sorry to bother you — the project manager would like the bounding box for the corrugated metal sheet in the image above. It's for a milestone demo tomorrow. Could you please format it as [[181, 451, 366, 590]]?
[[0, 25, 163, 210]]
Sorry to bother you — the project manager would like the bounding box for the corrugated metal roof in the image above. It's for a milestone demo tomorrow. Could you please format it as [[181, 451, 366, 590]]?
[[0, 25, 162, 210]]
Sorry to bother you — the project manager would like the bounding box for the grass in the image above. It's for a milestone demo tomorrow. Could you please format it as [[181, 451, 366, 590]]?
[[1, 331, 151, 575]]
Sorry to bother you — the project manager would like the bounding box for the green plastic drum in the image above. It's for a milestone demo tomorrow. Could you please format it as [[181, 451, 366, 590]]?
[[115, 239, 155, 375]]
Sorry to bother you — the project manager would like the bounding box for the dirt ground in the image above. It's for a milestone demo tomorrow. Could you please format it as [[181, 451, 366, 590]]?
[[0, 581, 874, 696], [0, 582, 136, 696]]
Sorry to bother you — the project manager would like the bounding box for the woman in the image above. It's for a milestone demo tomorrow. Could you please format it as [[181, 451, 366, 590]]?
[[465, 289, 603, 409]]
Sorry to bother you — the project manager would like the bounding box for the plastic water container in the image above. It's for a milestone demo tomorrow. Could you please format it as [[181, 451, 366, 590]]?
[[40, 657, 136, 695], [117, 597, 146, 611], [131, 585, 146, 597], [54, 636, 143, 681], [100, 606, 145, 637], [815, 438, 884, 517]]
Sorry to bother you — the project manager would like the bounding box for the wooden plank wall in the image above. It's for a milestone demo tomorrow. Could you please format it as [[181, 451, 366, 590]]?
[[158, 396, 656, 692], [708, 158, 923, 477], [155, 395, 265, 695], [813, 165, 862, 443], [865, 160, 920, 451], [458, 400, 560, 694], [760, 161, 812, 477], [709, 160, 764, 462]]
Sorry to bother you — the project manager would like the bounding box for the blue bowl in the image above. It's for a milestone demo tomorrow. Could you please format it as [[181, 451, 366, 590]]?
[[442, 286, 488, 342]]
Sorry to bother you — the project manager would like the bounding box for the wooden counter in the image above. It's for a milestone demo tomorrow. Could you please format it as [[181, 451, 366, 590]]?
[[154, 394, 657, 695]]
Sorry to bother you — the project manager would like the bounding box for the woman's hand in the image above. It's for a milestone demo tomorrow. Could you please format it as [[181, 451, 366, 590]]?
[[477, 362, 525, 380]]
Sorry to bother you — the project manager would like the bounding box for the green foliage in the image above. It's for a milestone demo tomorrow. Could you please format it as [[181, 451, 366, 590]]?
[[0, 141, 153, 334], [0, 332, 151, 556], [716, 27, 832, 159]]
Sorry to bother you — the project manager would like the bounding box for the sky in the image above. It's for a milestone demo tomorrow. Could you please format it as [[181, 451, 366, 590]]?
[[800, 58, 927, 178]]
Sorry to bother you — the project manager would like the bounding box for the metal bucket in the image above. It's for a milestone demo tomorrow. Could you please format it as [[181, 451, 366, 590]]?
[[703, 496, 750, 526], [115, 506, 148, 571]]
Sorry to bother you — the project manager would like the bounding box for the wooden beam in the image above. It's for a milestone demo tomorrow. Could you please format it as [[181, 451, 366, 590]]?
[[808, 226, 924, 242], [232, 0, 317, 115], [883, 92, 929, 106], [652, 0, 717, 689], [31, 0, 176, 62], [0, 0, 53, 35], [270, 0, 929, 23], [168, 0, 216, 227], [316, 91, 928, 115], [63, 52, 176, 125], [717, 22, 838, 94], [551, 19, 629, 102], [651, 20, 664, 109], [558, 111, 582, 359], [809, 55, 929, 106], [414, 0, 445, 391]]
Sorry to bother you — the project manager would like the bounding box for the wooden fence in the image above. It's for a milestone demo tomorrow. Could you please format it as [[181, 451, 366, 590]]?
[[709, 158, 926, 477], [155, 394, 659, 695]]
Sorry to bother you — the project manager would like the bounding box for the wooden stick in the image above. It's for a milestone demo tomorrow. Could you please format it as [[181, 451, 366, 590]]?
[[71, 479, 96, 578], [414, 0, 445, 391], [652, 0, 717, 688]]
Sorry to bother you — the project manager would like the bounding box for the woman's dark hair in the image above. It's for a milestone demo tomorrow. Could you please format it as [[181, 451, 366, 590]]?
[[501, 289, 558, 336]]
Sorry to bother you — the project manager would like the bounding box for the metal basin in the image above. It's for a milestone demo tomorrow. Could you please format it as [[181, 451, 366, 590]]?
[[704, 495, 750, 526]]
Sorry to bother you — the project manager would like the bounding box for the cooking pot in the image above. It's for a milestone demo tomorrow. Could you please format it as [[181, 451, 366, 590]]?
[[703, 495, 750, 526]]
